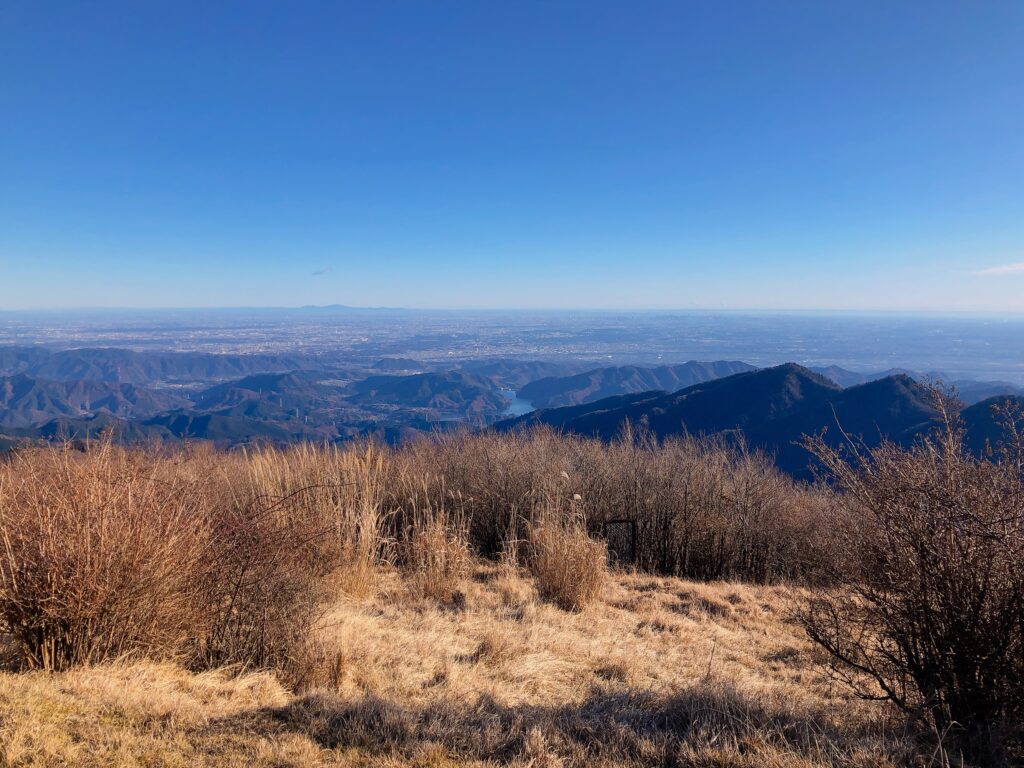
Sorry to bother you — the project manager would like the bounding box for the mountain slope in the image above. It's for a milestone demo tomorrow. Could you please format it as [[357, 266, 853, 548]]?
[[499, 364, 947, 476], [941, 395, 1024, 456], [25, 413, 172, 443], [0, 346, 51, 376], [504, 365, 838, 437], [952, 380, 1024, 406], [192, 371, 342, 410], [518, 361, 757, 408], [0, 347, 318, 384], [458, 359, 591, 389], [0, 374, 191, 428], [752, 374, 939, 474], [143, 410, 293, 442], [348, 372, 509, 415], [808, 365, 913, 388]]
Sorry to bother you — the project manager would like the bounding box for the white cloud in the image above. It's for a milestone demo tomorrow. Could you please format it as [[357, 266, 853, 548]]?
[[312, 267, 334, 276], [975, 263, 1024, 276]]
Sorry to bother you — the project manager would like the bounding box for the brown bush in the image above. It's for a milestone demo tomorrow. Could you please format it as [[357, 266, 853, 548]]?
[[0, 441, 208, 671], [389, 426, 833, 584], [802, 397, 1024, 763], [0, 440, 393, 685], [567, 427, 835, 583]]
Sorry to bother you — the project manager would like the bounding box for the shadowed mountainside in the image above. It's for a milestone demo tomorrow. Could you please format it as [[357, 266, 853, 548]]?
[[518, 360, 756, 408], [0, 346, 318, 384], [499, 364, 973, 475]]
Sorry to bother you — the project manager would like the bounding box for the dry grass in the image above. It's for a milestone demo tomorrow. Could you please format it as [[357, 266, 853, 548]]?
[[0, 565, 916, 767], [231, 443, 392, 596], [398, 502, 470, 604], [528, 514, 607, 611], [0, 436, 955, 764]]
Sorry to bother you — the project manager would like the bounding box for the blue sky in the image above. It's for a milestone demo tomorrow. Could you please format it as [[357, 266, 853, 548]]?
[[1, 1, 1023, 311]]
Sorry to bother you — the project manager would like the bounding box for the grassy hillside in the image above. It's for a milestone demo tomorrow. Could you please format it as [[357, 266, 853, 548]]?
[[0, 423, 1021, 766], [0, 566, 909, 767]]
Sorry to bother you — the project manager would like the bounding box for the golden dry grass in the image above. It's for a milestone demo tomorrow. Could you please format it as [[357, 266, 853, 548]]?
[[0, 564, 914, 767], [528, 515, 607, 611]]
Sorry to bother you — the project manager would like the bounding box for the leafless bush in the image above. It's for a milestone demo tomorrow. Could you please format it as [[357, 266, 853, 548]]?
[[386, 429, 567, 556], [802, 396, 1024, 763], [568, 427, 835, 583], [391, 426, 834, 584], [0, 440, 208, 671]]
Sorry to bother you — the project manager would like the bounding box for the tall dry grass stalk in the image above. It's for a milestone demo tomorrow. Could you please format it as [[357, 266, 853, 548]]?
[[389, 472, 470, 604], [236, 443, 392, 594], [528, 511, 607, 611], [195, 443, 394, 682], [399, 503, 470, 604]]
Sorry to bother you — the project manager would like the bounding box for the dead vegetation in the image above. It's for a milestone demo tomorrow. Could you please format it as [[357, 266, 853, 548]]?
[[0, 566, 914, 767], [527, 512, 607, 611], [0, 441, 208, 671], [0, 418, 1020, 765], [803, 398, 1024, 764]]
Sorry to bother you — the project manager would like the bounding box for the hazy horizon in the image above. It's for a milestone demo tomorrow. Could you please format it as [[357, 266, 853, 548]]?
[[4, 305, 1024, 318]]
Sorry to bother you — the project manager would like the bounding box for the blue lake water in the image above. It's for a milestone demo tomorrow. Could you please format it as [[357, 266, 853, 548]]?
[[500, 390, 536, 417]]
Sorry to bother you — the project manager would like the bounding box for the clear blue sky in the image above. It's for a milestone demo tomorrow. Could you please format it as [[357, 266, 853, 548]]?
[[1, 1, 1023, 311]]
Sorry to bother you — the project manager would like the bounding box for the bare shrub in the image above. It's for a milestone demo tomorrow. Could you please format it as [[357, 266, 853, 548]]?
[[802, 396, 1024, 762], [569, 427, 833, 583], [0, 440, 208, 671], [528, 512, 607, 611], [392, 426, 834, 585]]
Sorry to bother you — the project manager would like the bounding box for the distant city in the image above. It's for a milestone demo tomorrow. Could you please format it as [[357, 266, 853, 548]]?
[[3, 307, 1024, 382]]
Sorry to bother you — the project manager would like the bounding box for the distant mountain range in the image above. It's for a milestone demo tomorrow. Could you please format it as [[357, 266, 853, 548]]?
[[0, 359, 522, 445], [807, 365, 1024, 405], [0, 346, 316, 384], [1, 346, 1021, 465], [498, 364, 1024, 477]]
